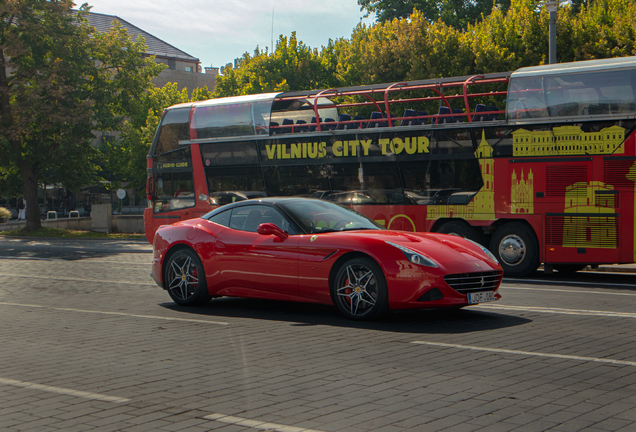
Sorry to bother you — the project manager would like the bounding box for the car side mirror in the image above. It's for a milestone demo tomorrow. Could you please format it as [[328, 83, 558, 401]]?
[[257, 223, 289, 242]]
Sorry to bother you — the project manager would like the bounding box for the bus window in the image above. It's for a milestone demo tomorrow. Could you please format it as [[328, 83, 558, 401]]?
[[252, 100, 272, 135], [193, 103, 256, 138], [200, 142, 260, 166], [154, 108, 190, 154], [430, 129, 475, 155], [507, 77, 548, 120], [262, 165, 331, 197], [205, 166, 265, 206], [153, 172, 195, 213], [328, 162, 404, 205], [399, 158, 483, 205], [544, 69, 636, 117]]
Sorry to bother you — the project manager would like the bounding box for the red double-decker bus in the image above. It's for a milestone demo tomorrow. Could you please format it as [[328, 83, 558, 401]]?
[[144, 56, 636, 277]]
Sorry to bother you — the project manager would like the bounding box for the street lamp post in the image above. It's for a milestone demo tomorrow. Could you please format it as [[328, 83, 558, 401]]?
[[547, 0, 558, 64]]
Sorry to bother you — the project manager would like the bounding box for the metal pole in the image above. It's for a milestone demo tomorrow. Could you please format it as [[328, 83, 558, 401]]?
[[547, 1, 558, 64]]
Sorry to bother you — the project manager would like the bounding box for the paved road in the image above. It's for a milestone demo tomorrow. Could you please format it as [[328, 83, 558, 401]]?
[[1, 237, 635, 432]]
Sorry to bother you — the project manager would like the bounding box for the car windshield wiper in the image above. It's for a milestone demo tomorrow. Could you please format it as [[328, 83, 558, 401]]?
[[312, 227, 376, 234], [312, 228, 339, 233]]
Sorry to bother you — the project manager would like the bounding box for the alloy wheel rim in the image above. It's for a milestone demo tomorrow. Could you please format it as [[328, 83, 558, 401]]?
[[167, 255, 199, 301], [336, 264, 377, 317]]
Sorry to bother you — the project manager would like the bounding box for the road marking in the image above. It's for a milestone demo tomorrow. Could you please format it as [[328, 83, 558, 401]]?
[[411, 341, 636, 367], [0, 256, 150, 265], [505, 278, 635, 288], [502, 286, 636, 296], [203, 413, 325, 432], [0, 256, 60, 261], [473, 304, 636, 318], [0, 376, 130, 403], [0, 273, 155, 286], [0, 302, 230, 326]]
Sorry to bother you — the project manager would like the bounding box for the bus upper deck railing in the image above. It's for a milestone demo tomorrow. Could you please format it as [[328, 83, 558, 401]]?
[[269, 74, 510, 134], [269, 107, 507, 134]]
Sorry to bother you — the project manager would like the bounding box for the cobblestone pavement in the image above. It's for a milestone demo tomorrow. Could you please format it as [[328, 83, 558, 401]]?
[[1, 238, 636, 432]]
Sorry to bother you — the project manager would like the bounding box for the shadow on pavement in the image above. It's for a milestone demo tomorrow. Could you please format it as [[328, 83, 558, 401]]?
[[505, 269, 636, 290], [159, 297, 532, 334], [0, 238, 151, 261]]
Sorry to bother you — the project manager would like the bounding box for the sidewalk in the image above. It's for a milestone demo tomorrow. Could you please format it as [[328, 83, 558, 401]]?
[[0, 219, 26, 232], [586, 263, 636, 273]]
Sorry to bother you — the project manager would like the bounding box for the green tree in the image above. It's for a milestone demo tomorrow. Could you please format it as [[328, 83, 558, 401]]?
[[334, 11, 474, 87], [0, 1, 164, 230], [358, 0, 512, 28], [212, 32, 338, 97]]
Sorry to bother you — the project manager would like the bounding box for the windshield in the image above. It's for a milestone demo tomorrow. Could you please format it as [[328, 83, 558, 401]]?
[[278, 200, 384, 234]]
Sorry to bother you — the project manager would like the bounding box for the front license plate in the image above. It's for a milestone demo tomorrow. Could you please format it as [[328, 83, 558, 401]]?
[[467, 291, 496, 304]]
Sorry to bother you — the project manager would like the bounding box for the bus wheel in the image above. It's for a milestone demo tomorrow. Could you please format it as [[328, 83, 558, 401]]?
[[490, 222, 539, 277], [436, 220, 485, 245], [164, 249, 211, 306], [331, 257, 389, 321]]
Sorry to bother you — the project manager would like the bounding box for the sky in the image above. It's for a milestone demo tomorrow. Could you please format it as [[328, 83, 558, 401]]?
[[85, 0, 375, 70]]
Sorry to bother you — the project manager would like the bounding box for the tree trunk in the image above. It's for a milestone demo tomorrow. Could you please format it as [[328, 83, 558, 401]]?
[[20, 165, 42, 231]]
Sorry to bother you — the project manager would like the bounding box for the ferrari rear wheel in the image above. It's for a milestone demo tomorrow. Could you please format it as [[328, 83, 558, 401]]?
[[332, 257, 389, 320], [164, 249, 211, 306]]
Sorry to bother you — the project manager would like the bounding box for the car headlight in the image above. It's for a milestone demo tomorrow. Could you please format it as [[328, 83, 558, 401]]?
[[463, 238, 499, 264], [385, 241, 438, 268]]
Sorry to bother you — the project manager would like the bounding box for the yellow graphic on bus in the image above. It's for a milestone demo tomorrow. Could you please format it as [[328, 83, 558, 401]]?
[[512, 125, 625, 157], [264, 136, 430, 160], [628, 163, 636, 262], [511, 169, 534, 214], [427, 131, 495, 221], [562, 181, 617, 249], [387, 214, 416, 231]]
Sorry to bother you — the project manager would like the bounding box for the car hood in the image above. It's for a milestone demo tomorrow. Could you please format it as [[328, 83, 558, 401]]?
[[339, 230, 500, 273]]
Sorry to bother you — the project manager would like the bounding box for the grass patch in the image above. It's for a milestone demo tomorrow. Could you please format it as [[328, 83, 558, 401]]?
[[0, 227, 146, 239]]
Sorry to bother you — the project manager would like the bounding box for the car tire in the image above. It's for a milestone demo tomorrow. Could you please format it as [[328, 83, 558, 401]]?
[[436, 220, 485, 245], [490, 222, 539, 277], [331, 257, 389, 320], [164, 248, 211, 306]]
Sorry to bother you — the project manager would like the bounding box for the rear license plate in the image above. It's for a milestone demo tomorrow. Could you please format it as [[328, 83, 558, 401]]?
[[467, 291, 496, 304]]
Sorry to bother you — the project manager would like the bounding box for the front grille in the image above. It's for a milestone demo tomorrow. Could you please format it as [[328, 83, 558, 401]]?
[[444, 271, 502, 294]]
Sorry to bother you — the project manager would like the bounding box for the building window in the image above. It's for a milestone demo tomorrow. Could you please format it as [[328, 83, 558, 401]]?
[[168, 59, 176, 69], [185, 66, 193, 72]]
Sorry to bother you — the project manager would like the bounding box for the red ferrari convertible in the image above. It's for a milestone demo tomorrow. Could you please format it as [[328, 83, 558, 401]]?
[[151, 198, 503, 320]]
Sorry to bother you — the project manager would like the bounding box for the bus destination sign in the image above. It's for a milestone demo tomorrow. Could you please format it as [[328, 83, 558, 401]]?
[[264, 137, 430, 161], [153, 161, 191, 172]]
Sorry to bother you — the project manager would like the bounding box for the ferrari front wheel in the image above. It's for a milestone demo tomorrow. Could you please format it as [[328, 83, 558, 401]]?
[[164, 249, 211, 306], [331, 257, 389, 320]]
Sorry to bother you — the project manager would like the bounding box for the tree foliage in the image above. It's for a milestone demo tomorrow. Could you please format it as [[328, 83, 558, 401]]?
[[357, 0, 512, 28], [0, 0, 164, 230], [212, 32, 339, 97], [217, 0, 635, 100]]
